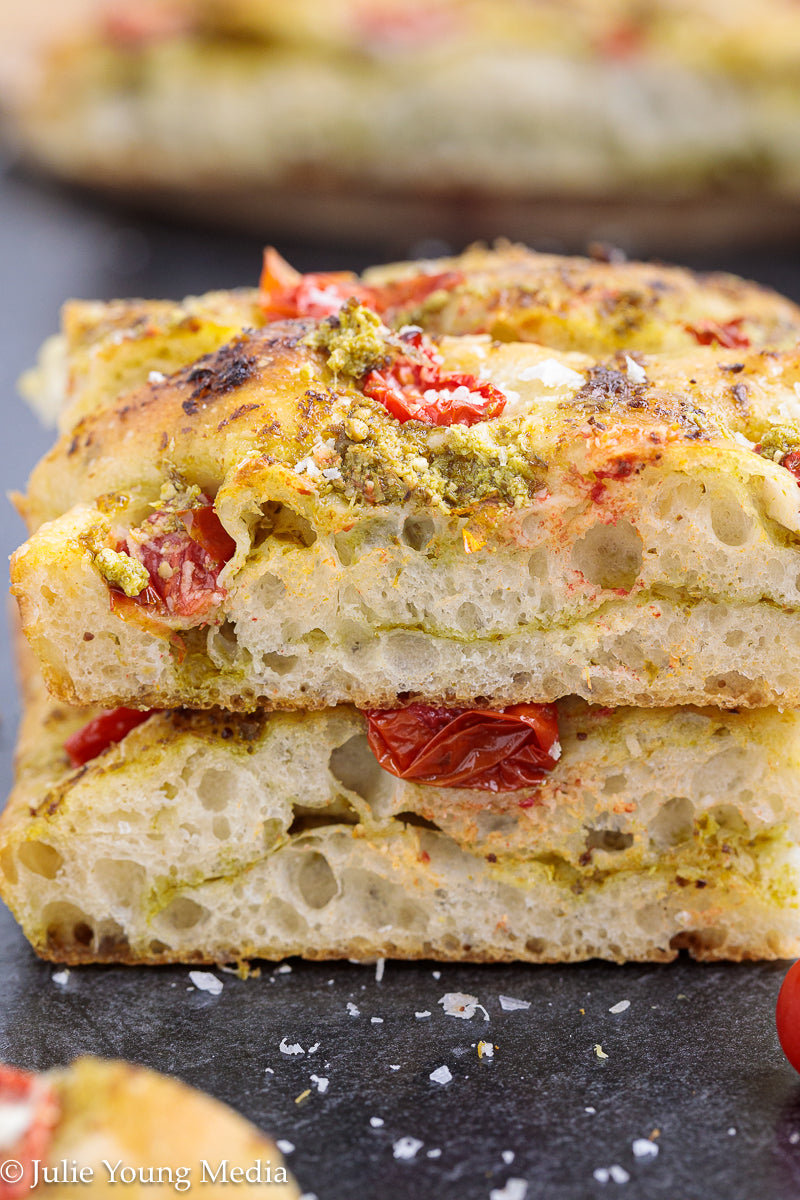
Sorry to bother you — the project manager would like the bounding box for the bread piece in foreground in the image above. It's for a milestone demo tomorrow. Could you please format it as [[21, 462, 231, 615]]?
[[2, 665, 799, 964], [12, 247, 800, 711], [0, 1056, 298, 1197]]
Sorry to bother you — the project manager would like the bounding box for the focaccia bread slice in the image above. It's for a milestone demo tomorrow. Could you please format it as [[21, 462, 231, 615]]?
[[2, 662, 799, 965], [24, 243, 800, 435], [0, 1056, 298, 1197], [12, 248, 800, 711], [11, 0, 800, 251]]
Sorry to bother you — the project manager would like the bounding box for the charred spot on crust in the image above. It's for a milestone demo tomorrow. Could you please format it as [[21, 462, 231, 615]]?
[[181, 340, 257, 411], [574, 365, 644, 411], [217, 403, 261, 431]]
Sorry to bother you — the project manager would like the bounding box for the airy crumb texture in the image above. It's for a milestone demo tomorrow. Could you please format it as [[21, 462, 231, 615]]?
[[12, 244, 800, 712], [3, 664, 800, 965]]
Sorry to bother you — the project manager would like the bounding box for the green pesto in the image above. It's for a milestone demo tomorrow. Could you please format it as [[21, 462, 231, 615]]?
[[330, 402, 544, 511], [304, 299, 388, 379], [93, 547, 149, 597], [757, 423, 800, 461]]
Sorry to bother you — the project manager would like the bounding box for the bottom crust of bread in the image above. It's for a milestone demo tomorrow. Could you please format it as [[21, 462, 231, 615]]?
[[2, 661, 799, 965]]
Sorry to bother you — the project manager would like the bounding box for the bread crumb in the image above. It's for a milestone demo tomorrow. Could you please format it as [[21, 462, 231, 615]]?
[[594, 1044, 608, 1059]]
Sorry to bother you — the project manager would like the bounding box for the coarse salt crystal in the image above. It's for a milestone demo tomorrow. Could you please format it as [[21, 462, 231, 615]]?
[[346, 1002, 360, 1016], [321, 467, 341, 480], [609, 1000, 630, 1014], [478, 1041, 494, 1059], [502, 1151, 515, 1165], [426, 1149, 442, 1159], [389, 1065, 401, 1071], [370, 1117, 384, 1128], [310, 1075, 329, 1094], [148, 370, 166, 384], [279, 1039, 304, 1056], [375, 958, 385, 982], [415, 1011, 432, 1019], [499, 995, 530, 1012], [52, 970, 70, 987], [518, 358, 584, 388], [371, 1017, 384, 1024], [188, 971, 223, 996], [432, 971, 441, 980], [393, 1137, 423, 1161], [439, 993, 490, 1021], [609, 1166, 630, 1183], [632, 1139, 658, 1159], [624, 355, 647, 384], [276, 1140, 295, 1155], [429, 1065, 452, 1085], [585, 1106, 596, 1114], [307, 1042, 320, 1054], [490, 1180, 528, 1200], [594, 1169, 610, 1184]]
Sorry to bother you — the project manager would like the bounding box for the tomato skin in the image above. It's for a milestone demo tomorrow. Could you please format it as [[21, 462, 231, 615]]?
[[777, 960, 800, 1073], [0, 1065, 59, 1199], [684, 319, 751, 349], [65, 708, 156, 768], [364, 702, 560, 791]]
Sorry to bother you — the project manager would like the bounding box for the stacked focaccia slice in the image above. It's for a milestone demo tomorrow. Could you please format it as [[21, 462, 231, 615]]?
[[6, 243, 800, 965]]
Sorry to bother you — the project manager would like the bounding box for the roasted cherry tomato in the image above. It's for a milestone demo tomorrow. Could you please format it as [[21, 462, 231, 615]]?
[[65, 708, 156, 768], [259, 247, 464, 323], [776, 959, 800, 1073], [364, 703, 560, 791], [0, 1065, 59, 1199], [362, 328, 505, 426], [685, 319, 750, 349]]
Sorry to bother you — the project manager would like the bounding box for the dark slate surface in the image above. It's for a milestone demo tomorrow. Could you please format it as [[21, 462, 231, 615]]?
[[3, 159, 800, 1199]]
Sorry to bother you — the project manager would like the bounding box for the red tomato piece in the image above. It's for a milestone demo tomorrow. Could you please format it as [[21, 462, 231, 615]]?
[[109, 501, 235, 623], [65, 708, 156, 768], [102, 1, 191, 45], [781, 450, 800, 482], [364, 702, 560, 791], [370, 270, 466, 316], [776, 959, 800, 1073], [259, 248, 374, 320], [363, 359, 505, 426], [685, 319, 751, 349], [0, 1065, 59, 1199]]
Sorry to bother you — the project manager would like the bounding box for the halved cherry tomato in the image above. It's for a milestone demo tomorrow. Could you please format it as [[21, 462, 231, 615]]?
[[781, 450, 800, 483], [65, 708, 156, 768], [109, 501, 235, 623], [776, 959, 800, 1073], [364, 703, 560, 791], [0, 1065, 59, 1199], [685, 319, 751, 349], [362, 327, 505, 426], [259, 248, 374, 320], [258, 248, 464, 322]]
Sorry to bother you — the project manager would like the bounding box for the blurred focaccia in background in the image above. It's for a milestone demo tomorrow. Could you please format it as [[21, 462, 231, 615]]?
[[7, 0, 800, 251]]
